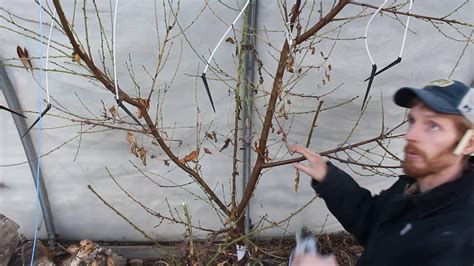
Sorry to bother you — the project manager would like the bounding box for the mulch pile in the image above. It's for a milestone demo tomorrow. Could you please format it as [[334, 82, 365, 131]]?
[[247, 231, 363, 265]]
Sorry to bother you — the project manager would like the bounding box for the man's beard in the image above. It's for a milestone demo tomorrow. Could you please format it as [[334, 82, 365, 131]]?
[[402, 142, 457, 178]]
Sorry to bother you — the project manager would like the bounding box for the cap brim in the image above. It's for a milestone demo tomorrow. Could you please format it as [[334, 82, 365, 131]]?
[[394, 87, 461, 115]]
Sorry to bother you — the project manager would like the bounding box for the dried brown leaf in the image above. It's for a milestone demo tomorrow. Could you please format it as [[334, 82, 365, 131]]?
[[205, 131, 217, 142], [72, 52, 81, 63], [23, 47, 33, 70], [219, 138, 231, 152], [179, 150, 199, 163], [17, 46, 31, 72], [205, 132, 213, 140], [138, 147, 147, 166], [294, 169, 300, 192], [225, 37, 235, 44], [126, 132, 139, 157], [109, 105, 117, 119]]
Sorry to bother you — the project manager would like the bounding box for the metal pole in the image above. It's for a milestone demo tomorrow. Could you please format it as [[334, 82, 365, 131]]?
[[0, 62, 56, 249], [242, 0, 258, 235]]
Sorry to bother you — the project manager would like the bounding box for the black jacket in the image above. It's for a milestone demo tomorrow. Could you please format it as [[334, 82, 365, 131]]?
[[311, 159, 474, 266]]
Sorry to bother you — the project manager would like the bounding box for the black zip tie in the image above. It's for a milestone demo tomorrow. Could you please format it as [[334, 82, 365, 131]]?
[[116, 99, 143, 127], [363, 57, 401, 82], [200, 73, 216, 113], [22, 103, 51, 138], [0, 105, 27, 118], [361, 64, 377, 111]]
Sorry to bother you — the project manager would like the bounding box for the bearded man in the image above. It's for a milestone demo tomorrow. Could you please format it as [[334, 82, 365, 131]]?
[[290, 79, 474, 266]]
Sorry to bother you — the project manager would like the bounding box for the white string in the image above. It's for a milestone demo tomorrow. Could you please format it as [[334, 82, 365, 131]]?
[[45, 11, 56, 104], [364, 0, 387, 65], [399, 0, 413, 57], [113, 0, 119, 100], [31, 1, 45, 265], [203, 0, 250, 74]]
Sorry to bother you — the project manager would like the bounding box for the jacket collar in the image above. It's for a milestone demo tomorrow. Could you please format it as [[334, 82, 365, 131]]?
[[399, 157, 474, 217]]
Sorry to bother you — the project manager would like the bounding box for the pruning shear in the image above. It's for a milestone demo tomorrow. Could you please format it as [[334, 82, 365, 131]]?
[[289, 226, 318, 264], [361, 0, 413, 110]]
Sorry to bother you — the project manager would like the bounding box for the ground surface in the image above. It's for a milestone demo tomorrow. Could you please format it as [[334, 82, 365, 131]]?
[[9, 231, 362, 265]]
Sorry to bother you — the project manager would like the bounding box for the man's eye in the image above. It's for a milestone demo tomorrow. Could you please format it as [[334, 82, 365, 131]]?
[[429, 122, 440, 131]]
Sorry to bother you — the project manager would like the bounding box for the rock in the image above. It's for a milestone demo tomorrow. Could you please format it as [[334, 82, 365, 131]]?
[[8, 239, 54, 266], [0, 214, 20, 265]]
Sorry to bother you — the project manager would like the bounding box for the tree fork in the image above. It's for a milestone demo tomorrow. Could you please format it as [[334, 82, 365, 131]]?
[[236, 0, 351, 219], [52, 0, 230, 216]]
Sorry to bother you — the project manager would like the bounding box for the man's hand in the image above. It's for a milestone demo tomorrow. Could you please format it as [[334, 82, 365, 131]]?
[[292, 254, 338, 266], [289, 145, 328, 182]]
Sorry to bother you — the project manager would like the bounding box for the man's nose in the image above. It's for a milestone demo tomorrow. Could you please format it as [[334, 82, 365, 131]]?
[[405, 124, 420, 142]]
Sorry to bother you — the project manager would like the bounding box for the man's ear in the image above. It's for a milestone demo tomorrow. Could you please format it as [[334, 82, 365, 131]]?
[[455, 129, 474, 155]]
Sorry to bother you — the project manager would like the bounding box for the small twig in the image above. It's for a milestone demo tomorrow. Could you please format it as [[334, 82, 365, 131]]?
[[182, 202, 196, 263], [376, 140, 402, 161], [325, 154, 401, 169], [262, 132, 405, 169], [305, 100, 324, 147], [448, 29, 472, 78], [73, 123, 86, 161], [350, 1, 474, 27], [87, 184, 160, 245], [74, 92, 98, 119]]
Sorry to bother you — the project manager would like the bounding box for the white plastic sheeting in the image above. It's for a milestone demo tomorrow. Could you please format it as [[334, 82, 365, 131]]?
[[0, 0, 471, 241]]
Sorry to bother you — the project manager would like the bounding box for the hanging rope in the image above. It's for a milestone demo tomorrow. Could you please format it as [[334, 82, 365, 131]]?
[[201, 0, 251, 112], [361, 0, 413, 110], [30, 1, 47, 264], [112, 0, 143, 126]]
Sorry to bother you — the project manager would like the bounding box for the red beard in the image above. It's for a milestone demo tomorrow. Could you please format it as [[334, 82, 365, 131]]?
[[402, 143, 456, 178]]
